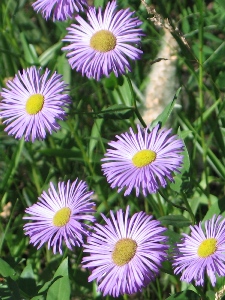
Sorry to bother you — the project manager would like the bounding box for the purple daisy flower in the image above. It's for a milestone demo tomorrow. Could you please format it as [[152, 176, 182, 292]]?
[[173, 215, 225, 286], [0, 66, 70, 142], [32, 0, 87, 21], [101, 124, 184, 197], [82, 206, 168, 297], [62, 1, 143, 80], [23, 179, 95, 254]]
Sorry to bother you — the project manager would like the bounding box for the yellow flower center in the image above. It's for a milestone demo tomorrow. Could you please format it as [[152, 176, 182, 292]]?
[[197, 238, 217, 258], [25, 94, 44, 115], [52, 207, 71, 227], [90, 30, 117, 52], [112, 238, 137, 266], [132, 149, 157, 168]]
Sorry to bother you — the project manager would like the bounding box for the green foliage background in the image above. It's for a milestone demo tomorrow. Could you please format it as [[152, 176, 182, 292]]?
[[1, 0, 225, 299]]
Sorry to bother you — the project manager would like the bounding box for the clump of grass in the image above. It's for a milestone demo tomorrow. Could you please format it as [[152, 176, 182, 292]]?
[[0, 0, 225, 299]]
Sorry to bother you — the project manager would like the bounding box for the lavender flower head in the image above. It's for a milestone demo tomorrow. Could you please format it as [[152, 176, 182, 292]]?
[[173, 215, 225, 286], [23, 179, 95, 254], [101, 124, 184, 196], [32, 0, 87, 21], [82, 206, 168, 297], [62, 1, 144, 80], [0, 66, 70, 142]]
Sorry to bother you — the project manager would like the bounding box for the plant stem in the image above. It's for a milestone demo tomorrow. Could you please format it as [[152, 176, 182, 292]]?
[[68, 120, 95, 177], [158, 190, 189, 213], [126, 75, 147, 128], [197, 0, 210, 204], [181, 191, 195, 224]]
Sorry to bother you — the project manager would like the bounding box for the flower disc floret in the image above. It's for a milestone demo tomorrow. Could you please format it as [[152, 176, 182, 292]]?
[[26, 94, 44, 115], [62, 1, 144, 80], [132, 149, 156, 168], [112, 238, 137, 266], [32, 0, 87, 21], [101, 124, 184, 196], [197, 238, 217, 258], [23, 179, 95, 254], [173, 215, 225, 286], [90, 30, 117, 52], [82, 206, 168, 297], [0, 66, 70, 142], [53, 207, 71, 227]]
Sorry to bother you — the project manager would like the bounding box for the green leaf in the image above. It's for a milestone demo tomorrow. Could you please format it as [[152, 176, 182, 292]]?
[[37, 279, 56, 294], [150, 87, 181, 129], [39, 148, 82, 159], [170, 176, 183, 193], [20, 32, 38, 65], [182, 17, 190, 34], [46, 258, 70, 300], [6, 277, 21, 299], [88, 118, 104, 160], [97, 104, 134, 119], [161, 261, 174, 276], [53, 258, 69, 278], [216, 71, 225, 89], [0, 139, 24, 193], [170, 129, 191, 194], [104, 75, 133, 106], [104, 73, 124, 90], [165, 290, 200, 300], [18, 264, 37, 297], [46, 276, 70, 300], [31, 296, 45, 300], [36, 258, 70, 300], [193, 99, 221, 127], [39, 42, 62, 67], [57, 53, 71, 85], [203, 198, 225, 222], [206, 290, 216, 300], [0, 258, 19, 281], [104, 73, 118, 90], [164, 229, 181, 246], [0, 35, 19, 76], [159, 215, 191, 227], [181, 143, 190, 173]]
